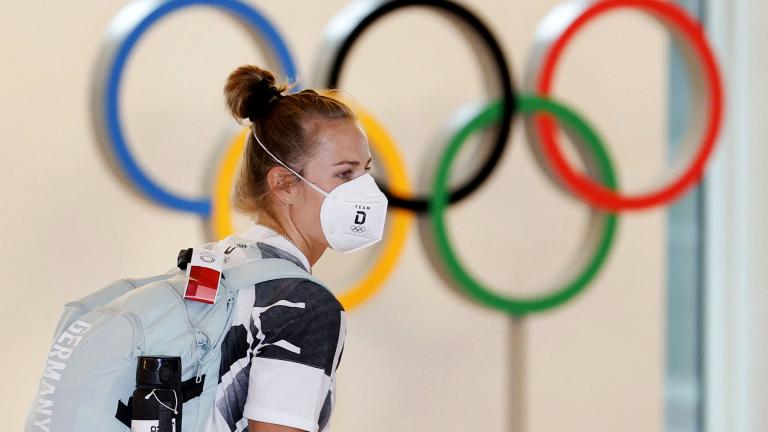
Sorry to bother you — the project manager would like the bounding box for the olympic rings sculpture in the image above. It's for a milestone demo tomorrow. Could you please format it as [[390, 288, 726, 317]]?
[[92, 0, 724, 316]]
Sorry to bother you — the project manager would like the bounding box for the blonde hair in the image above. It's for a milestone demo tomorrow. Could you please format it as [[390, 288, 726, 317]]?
[[223, 64, 356, 220]]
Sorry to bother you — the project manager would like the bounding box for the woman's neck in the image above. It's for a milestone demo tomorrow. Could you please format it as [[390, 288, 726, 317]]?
[[255, 214, 324, 268]]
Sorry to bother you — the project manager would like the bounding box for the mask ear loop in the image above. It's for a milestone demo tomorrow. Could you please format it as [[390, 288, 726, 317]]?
[[252, 131, 329, 197]]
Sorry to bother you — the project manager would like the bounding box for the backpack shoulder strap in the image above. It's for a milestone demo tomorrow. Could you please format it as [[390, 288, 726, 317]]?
[[221, 258, 324, 293]]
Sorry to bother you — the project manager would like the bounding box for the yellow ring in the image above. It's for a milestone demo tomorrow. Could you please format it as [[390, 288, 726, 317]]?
[[210, 127, 248, 239], [208, 101, 414, 311]]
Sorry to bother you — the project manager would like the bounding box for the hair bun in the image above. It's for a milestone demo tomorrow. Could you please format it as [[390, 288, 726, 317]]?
[[224, 65, 286, 123], [244, 80, 283, 121]]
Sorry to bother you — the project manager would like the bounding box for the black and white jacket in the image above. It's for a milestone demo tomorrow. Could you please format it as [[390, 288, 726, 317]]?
[[204, 223, 346, 432]]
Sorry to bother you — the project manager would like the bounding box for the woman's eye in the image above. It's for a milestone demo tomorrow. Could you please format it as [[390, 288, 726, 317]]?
[[337, 166, 372, 180]]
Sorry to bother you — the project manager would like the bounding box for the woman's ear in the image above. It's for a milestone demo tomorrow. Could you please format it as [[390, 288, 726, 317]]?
[[266, 165, 300, 205]]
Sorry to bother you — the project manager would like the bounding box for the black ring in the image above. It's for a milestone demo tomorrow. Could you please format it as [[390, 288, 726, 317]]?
[[320, 0, 517, 212]]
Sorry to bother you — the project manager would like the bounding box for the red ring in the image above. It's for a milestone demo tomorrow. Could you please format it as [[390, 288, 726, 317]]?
[[534, 0, 724, 211]]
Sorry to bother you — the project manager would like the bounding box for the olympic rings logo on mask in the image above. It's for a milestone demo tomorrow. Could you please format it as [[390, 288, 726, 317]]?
[[93, 0, 724, 316]]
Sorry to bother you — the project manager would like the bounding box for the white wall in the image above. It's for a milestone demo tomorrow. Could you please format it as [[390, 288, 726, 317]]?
[[1, 1, 671, 431]]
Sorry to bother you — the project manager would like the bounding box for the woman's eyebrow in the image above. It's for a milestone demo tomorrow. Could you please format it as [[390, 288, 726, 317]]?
[[334, 157, 373, 166]]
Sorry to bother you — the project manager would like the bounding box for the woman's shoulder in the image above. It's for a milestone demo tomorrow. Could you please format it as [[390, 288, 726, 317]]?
[[246, 276, 346, 374], [252, 275, 345, 313]]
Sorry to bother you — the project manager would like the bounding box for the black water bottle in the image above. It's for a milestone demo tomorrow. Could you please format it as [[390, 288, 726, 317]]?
[[132, 356, 183, 432]]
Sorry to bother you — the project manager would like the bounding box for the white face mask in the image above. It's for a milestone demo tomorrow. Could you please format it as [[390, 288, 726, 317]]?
[[253, 132, 388, 254]]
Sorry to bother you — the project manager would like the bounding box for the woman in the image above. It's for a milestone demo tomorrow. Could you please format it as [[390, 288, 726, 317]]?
[[204, 65, 388, 432]]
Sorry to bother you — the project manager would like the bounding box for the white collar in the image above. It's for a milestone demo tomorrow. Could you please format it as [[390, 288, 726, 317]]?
[[237, 223, 312, 273]]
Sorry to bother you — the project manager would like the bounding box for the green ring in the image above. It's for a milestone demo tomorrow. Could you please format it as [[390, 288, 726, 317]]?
[[427, 95, 619, 316]]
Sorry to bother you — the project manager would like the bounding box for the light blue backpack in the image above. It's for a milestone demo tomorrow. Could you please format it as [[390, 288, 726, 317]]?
[[25, 241, 325, 432]]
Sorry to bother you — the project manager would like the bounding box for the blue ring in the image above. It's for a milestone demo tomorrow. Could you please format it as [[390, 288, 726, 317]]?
[[104, 0, 298, 216]]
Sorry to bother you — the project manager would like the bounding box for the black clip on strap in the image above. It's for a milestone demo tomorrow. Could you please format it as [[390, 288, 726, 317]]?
[[177, 248, 193, 270]]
